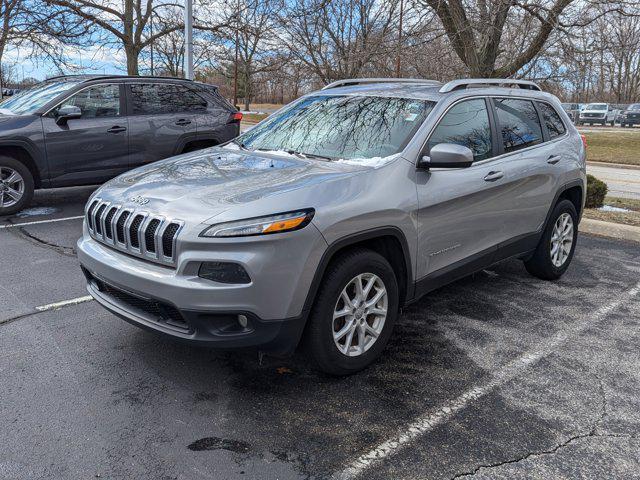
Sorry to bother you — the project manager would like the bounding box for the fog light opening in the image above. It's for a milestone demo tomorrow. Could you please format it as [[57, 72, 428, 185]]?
[[238, 314, 248, 329]]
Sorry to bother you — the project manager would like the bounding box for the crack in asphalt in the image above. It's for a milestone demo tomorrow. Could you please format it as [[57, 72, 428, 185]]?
[[449, 377, 638, 479], [9, 225, 76, 257]]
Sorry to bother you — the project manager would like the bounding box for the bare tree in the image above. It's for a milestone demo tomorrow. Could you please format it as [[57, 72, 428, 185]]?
[[412, 0, 638, 78], [282, 0, 401, 84], [0, 0, 87, 94], [44, 0, 184, 74]]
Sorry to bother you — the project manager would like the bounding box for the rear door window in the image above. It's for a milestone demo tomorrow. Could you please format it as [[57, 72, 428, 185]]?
[[538, 103, 566, 139], [427, 98, 492, 161], [130, 84, 207, 115], [493, 98, 543, 153]]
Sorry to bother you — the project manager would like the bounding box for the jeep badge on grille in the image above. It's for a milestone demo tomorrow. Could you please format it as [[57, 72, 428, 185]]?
[[130, 195, 150, 205]]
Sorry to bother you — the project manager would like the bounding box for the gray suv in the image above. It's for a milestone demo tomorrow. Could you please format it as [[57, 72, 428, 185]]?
[[0, 75, 240, 215], [78, 78, 586, 375]]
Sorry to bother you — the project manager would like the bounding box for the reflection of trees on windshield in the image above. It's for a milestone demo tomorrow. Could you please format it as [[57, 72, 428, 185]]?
[[239, 95, 435, 160]]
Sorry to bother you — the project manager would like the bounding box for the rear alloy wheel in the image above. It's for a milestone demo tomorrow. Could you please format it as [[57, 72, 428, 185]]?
[[524, 199, 578, 280], [0, 157, 33, 216], [305, 249, 399, 375]]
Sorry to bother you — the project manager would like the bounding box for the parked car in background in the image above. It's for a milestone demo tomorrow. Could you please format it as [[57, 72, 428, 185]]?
[[561, 103, 581, 123], [78, 77, 586, 375], [0, 75, 241, 215], [619, 103, 640, 127], [578, 103, 617, 126]]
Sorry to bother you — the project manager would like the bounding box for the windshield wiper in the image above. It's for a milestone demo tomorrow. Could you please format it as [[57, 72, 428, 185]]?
[[284, 149, 333, 161], [233, 139, 250, 150]]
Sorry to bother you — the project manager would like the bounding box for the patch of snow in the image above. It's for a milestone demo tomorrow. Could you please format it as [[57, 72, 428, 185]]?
[[334, 153, 400, 168], [599, 205, 630, 213], [16, 207, 58, 217], [240, 110, 266, 115]]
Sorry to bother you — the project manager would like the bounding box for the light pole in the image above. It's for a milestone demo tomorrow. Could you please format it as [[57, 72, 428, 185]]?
[[184, 0, 194, 79], [395, 0, 404, 78]]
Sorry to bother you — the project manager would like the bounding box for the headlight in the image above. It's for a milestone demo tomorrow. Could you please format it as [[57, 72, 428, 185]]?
[[200, 209, 315, 238]]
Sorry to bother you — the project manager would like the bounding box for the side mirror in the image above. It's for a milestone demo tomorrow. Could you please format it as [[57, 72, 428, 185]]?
[[55, 105, 82, 125], [418, 143, 474, 169]]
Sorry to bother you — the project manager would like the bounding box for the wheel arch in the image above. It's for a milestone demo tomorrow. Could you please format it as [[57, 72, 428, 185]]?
[[0, 144, 42, 188], [303, 227, 414, 313]]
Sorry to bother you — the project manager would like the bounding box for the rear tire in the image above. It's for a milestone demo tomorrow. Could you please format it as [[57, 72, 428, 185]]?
[[0, 156, 34, 216], [524, 199, 578, 280], [304, 248, 399, 375]]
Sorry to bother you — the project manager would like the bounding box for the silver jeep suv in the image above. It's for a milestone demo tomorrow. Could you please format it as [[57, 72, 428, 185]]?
[[78, 78, 586, 375]]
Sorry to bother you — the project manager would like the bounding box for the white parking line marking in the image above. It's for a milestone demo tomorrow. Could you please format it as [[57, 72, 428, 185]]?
[[335, 281, 640, 479], [34, 295, 94, 312], [0, 215, 84, 229]]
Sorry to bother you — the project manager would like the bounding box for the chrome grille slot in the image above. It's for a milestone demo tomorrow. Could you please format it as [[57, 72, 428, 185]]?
[[129, 214, 145, 249], [86, 198, 183, 267], [103, 207, 117, 240], [145, 219, 161, 253], [162, 223, 180, 258], [86, 200, 99, 231], [93, 204, 107, 236], [116, 211, 130, 244]]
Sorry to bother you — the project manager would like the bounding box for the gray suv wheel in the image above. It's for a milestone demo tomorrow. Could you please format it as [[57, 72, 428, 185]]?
[[305, 249, 399, 375], [0, 157, 34, 216]]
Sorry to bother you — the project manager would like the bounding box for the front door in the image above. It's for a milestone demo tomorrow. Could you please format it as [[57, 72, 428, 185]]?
[[42, 83, 129, 186], [416, 98, 506, 278]]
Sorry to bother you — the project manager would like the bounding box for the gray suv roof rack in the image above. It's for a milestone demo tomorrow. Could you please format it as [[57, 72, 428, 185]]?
[[322, 78, 441, 90], [439, 78, 541, 93]]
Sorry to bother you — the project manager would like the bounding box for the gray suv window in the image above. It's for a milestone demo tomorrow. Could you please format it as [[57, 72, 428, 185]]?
[[427, 98, 492, 161], [538, 102, 566, 138], [130, 83, 207, 115], [54, 84, 121, 118], [494, 98, 542, 153]]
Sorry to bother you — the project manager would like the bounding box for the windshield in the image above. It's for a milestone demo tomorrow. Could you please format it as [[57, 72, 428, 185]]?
[[0, 79, 81, 115], [233, 95, 435, 162], [586, 103, 607, 111], [628, 104, 640, 111]]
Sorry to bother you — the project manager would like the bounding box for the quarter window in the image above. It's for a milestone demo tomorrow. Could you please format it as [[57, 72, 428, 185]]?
[[538, 102, 566, 139], [494, 98, 543, 153], [130, 84, 207, 115], [55, 84, 120, 118], [426, 98, 492, 161]]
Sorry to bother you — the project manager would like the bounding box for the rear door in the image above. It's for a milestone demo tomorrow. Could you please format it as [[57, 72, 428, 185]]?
[[126, 83, 201, 167], [487, 97, 559, 246], [41, 83, 129, 185]]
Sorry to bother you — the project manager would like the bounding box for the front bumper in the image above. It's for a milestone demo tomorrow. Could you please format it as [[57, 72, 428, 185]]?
[[77, 222, 328, 353], [620, 115, 640, 125]]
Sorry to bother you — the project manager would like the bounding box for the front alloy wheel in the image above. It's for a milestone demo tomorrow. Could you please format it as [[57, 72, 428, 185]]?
[[332, 273, 388, 357], [305, 248, 399, 375], [0, 166, 25, 209]]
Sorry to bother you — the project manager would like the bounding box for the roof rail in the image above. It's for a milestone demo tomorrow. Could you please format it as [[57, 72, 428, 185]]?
[[322, 78, 441, 90], [439, 78, 541, 93]]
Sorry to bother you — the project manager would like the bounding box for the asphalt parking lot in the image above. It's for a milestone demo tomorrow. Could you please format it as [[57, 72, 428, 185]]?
[[1, 187, 640, 480]]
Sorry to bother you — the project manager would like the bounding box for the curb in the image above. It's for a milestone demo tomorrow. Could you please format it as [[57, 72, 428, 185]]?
[[587, 161, 640, 171], [579, 218, 640, 243]]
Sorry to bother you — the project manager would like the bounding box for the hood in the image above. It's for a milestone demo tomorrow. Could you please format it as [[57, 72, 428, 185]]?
[[94, 147, 372, 225]]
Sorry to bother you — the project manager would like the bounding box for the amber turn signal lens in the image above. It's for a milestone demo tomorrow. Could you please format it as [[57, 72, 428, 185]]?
[[263, 216, 307, 233]]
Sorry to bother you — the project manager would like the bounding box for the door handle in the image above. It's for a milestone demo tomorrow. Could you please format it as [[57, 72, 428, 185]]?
[[484, 171, 504, 182], [107, 126, 126, 133], [547, 155, 561, 165], [175, 119, 192, 126]]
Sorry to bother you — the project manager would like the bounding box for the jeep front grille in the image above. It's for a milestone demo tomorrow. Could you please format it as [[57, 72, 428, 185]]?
[[85, 198, 183, 267]]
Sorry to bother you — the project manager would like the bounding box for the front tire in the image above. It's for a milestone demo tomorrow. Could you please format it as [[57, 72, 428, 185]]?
[[0, 156, 34, 216], [304, 249, 399, 375], [524, 199, 578, 280]]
